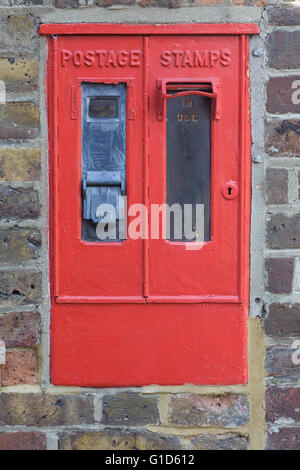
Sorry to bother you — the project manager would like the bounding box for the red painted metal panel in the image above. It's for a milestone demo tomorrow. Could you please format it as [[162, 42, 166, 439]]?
[[40, 23, 260, 36], [147, 35, 247, 299], [44, 25, 255, 386], [52, 35, 144, 298], [51, 303, 248, 386]]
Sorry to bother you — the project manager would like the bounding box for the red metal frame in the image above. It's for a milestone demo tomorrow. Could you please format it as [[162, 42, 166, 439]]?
[[43, 24, 258, 386], [40, 23, 259, 36]]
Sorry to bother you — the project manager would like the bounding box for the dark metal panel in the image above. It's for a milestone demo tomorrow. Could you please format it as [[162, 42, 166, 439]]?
[[166, 93, 211, 241]]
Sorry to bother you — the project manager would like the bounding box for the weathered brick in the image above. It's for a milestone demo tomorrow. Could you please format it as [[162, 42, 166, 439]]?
[[135, 431, 182, 450], [266, 77, 300, 114], [231, 0, 265, 5], [60, 430, 182, 450], [60, 430, 136, 450], [266, 169, 288, 205], [141, 0, 221, 6], [268, 7, 300, 26], [267, 213, 300, 249], [0, 432, 46, 450], [0, 229, 41, 264], [265, 258, 294, 294], [54, 0, 80, 6], [264, 304, 300, 338], [266, 427, 300, 450], [1, 349, 38, 386], [96, 0, 135, 7], [0, 102, 39, 140], [266, 345, 300, 382], [266, 386, 300, 423], [0, 311, 40, 347], [0, 186, 40, 219], [0, 0, 43, 5], [0, 58, 38, 93], [102, 393, 160, 426], [0, 15, 38, 54], [54, 0, 95, 5], [265, 120, 300, 158], [267, 31, 300, 70], [196, 0, 222, 3], [190, 433, 249, 450], [0, 394, 94, 426], [168, 394, 249, 428], [0, 270, 42, 306], [0, 148, 40, 181], [141, 0, 181, 6]]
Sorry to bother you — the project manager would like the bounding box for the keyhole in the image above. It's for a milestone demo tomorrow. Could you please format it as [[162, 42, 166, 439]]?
[[222, 181, 238, 199]]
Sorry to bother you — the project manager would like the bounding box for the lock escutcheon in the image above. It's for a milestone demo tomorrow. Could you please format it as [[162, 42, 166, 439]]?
[[222, 180, 239, 200]]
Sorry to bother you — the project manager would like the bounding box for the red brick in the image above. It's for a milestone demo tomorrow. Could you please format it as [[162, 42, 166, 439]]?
[[267, 213, 300, 249], [190, 433, 249, 450], [268, 7, 300, 26], [1, 349, 38, 387], [264, 304, 300, 338], [0, 186, 40, 220], [232, 0, 265, 5], [0, 311, 40, 347], [0, 432, 46, 450], [197, 0, 222, 3], [141, 0, 222, 4], [54, 0, 80, 6], [267, 427, 300, 450], [169, 394, 249, 428], [96, 0, 135, 6], [266, 345, 300, 382], [141, 0, 182, 5], [265, 120, 300, 158], [266, 169, 288, 205], [267, 31, 300, 69], [267, 77, 300, 114], [265, 258, 294, 294], [266, 386, 300, 423]]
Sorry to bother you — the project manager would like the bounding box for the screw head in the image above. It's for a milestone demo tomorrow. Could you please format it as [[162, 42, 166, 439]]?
[[252, 155, 262, 163], [252, 48, 263, 57]]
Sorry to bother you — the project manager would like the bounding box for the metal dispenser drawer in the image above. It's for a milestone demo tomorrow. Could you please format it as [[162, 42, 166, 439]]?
[[81, 83, 126, 241]]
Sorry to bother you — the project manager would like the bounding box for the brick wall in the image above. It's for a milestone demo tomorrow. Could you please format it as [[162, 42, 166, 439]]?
[[0, 0, 298, 451], [264, 6, 300, 450]]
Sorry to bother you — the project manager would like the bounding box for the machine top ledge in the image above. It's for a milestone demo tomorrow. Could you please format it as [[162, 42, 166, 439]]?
[[39, 23, 260, 36]]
